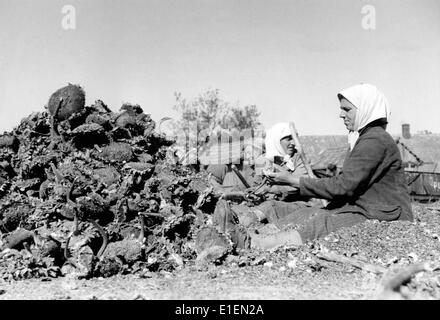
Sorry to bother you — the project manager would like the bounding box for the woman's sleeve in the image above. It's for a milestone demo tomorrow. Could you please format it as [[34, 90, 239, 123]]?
[[299, 137, 386, 200], [291, 156, 309, 178], [269, 185, 299, 195], [206, 164, 228, 184]]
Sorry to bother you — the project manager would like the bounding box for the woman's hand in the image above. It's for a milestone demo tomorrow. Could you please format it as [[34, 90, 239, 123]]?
[[252, 184, 271, 196], [265, 171, 300, 187], [252, 184, 285, 196]]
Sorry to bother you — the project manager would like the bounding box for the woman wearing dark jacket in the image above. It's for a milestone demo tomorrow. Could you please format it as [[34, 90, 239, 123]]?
[[252, 83, 413, 248]]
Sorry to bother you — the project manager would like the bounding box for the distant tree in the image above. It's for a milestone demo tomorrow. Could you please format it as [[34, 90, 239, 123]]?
[[225, 105, 261, 130], [172, 89, 262, 164], [173, 88, 261, 137], [174, 89, 226, 137]]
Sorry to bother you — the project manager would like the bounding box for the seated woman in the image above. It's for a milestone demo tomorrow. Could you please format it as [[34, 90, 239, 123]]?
[[237, 122, 317, 226], [207, 122, 308, 198], [210, 123, 312, 247], [254, 122, 309, 201], [251, 83, 413, 249], [205, 144, 263, 194]]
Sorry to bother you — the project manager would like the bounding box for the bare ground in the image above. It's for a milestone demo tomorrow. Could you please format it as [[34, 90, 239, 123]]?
[[0, 265, 379, 300], [1, 203, 440, 300]]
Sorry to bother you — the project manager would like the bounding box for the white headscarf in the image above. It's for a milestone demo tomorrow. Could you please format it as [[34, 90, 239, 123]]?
[[264, 122, 297, 170], [265, 122, 290, 160], [338, 83, 391, 151]]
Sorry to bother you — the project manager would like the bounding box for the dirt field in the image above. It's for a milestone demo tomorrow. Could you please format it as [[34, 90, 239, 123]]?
[[0, 263, 377, 300], [1, 203, 439, 301]]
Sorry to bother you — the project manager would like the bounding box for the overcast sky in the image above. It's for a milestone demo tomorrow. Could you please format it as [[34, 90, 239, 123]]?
[[1, 0, 439, 135]]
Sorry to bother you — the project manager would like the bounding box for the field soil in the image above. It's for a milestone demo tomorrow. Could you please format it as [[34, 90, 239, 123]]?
[[2, 203, 440, 301], [0, 264, 378, 300]]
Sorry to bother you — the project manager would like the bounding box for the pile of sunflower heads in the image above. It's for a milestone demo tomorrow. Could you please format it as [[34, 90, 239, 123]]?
[[0, 84, 221, 280]]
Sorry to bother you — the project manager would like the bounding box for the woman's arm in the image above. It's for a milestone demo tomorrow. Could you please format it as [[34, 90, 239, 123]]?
[[300, 137, 386, 200], [268, 137, 386, 200], [206, 164, 229, 193]]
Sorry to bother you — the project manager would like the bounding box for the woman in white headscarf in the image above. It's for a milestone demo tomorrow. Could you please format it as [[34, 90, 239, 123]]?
[[263, 122, 304, 172], [250, 122, 309, 201], [211, 122, 314, 249], [340, 83, 391, 151], [251, 84, 412, 249]]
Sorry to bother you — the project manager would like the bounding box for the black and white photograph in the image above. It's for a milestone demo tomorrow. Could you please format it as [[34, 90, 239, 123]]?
[[1, 0, 440, 307]]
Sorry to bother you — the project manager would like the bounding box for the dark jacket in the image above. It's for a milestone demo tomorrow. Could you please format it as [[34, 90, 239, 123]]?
[[299, 122, 413, 221]]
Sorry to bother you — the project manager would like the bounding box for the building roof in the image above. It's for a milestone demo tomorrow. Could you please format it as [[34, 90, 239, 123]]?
[[404, 162, 440, 174], [299, 135, 348, 169], [310, 147, 348, 170], [302, 133, 440, 171], [178, 131, 440, 170], [299, 135, 348, 155]]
